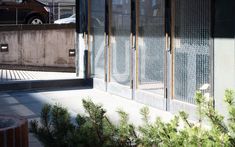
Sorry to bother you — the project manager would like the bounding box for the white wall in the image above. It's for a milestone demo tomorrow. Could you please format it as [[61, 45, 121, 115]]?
[[214, 38, 235, 116], [214, 0, 235, 116]]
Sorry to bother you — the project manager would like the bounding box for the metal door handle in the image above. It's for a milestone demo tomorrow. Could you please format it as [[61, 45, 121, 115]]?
[[166, 33, 171, 53]]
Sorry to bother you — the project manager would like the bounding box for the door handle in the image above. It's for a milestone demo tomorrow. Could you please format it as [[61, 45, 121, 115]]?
[[166, 33, 171, 53]]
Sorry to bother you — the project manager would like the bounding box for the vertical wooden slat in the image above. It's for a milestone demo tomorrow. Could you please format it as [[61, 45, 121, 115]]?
[[0, 131, 4, 147], [130, 0, 133, 88], [170, 0, 176, 99], [15, 126, 21, 147], [165, 32, 168, 99], [21, 121, 28, 147], [130, 32, 133, 89], [108, 0, 112, 82], [6, 128, 14, 147], [136, 0, 139, 89], [164, 0, 168, 99], [104, 32, 107, 82], [87, 0, 91, 77]]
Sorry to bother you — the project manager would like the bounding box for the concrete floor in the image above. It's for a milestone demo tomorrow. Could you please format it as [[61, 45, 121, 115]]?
[[0, 88, 173, 147]]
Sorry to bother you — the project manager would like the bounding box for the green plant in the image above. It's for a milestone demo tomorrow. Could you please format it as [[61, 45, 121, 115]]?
[[30, 104, 78, 147], [78, 99, 137, 147], [75, 99, 115, 146], [114, 109, 137, 146], [138, 89, 235, 147], [192, 91, 230, 146], [224, 89, 235, 145], [31, 99, 139, 147], [31, 89, 235, 147], [138, 107, 182, 147]]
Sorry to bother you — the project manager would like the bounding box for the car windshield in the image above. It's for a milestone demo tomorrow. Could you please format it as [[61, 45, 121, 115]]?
[[16, 0, 23, 3], [36, 0, 48, 5]]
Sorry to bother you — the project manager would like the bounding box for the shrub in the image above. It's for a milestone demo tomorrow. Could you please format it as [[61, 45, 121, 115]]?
[[76, 99, 137, 146], [138, 106, 182, 146], [114, 109, 137, 146], [30, 99, 136, 147], [74, 99, 115, 146], [30, 104, 78, 147], [31, 89, 235, 147], [138, 89, 235, 147]]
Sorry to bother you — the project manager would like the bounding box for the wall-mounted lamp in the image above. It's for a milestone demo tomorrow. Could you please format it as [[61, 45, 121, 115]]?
[[69, 49, 75, 57], [0, 44, 8, 52]]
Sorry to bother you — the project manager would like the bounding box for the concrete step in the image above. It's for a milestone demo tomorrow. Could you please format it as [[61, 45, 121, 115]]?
[[0, 64, 75, 72], [0, 78, 93, 91]]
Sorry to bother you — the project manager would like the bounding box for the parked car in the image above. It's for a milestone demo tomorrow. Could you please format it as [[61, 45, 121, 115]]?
[[54, 14, 75, 24], [0, 0, 53, 24], [54, 14, 104, 28]]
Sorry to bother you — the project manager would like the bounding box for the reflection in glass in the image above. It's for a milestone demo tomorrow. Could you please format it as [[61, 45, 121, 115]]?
[[111, 0, 131, 85], [138, 0, 165, 95], [90, 0, 105, 78], [174, 0, 211, 103]]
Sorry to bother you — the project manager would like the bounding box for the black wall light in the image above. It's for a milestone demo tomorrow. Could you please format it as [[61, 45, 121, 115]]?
[[69, 49, 76, 57], [0, 44, 8, 52]]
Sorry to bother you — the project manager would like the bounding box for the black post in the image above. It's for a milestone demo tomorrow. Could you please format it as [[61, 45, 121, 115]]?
[[83, 0, 88, 34], [75, 0, 80, 33], [105, 0, 109, 36], [76, 0, 88, 34], [131, 0, 136, 36], [165, 0, 171, 36], [76, 0, 89, 78], [84, 50, 89, 79]]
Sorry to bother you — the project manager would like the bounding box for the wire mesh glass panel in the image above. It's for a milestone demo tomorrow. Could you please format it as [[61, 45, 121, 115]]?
[[138, 0, 165, 95], [90, 0, 105, 78], [111, 0, 131, 85], [174, 0, 211, 103]]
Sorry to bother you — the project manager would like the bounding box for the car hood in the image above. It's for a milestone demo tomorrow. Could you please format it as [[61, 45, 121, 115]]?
[[54, 17, 75, 24]]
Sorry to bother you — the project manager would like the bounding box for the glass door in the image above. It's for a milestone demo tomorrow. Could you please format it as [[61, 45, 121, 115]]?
[[172, 0, 211, 104], [107, 0, 132, 98], [135, 0, 167, 109], [138, 0, 165, 94], [90, 0, 106, 90]]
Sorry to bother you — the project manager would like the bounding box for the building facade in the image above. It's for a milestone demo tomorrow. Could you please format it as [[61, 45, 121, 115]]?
[[76, 0, 235, 118]]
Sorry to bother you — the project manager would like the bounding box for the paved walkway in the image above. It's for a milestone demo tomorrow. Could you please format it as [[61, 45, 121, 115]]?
[[0, 69, 77, 83], [0, 64, 77, 83], [0, 88, 173, 147]]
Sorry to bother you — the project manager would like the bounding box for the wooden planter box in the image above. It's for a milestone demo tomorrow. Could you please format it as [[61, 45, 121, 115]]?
[[0, 115, 28, 147]]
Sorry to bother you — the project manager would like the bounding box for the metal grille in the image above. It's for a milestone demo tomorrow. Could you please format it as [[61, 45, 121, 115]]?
[[174, 0, 211, 103], [111, 0, 131, 85], [90, 0, 105, 78], [138, 0, 165, 95]]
